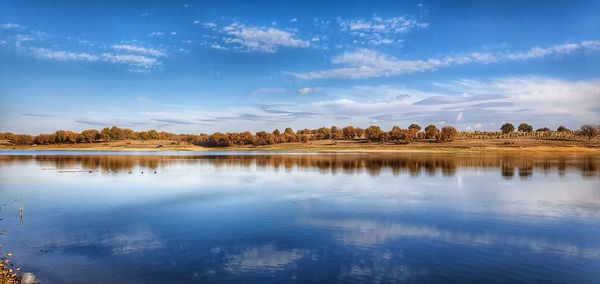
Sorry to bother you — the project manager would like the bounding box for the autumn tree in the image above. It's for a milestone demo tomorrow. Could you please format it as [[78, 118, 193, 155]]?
[[242, 131, 256, 144], [54, 130, 78, 143], [424, 125, 440, 140], [439, 126, 458, 142], [500, 123, 515, 134], [390, 126, 415, 143], [408, 124, 421, 132], [316, 127, 332, 140], [78, 129, 99, 143], [4, 134, 34, 145], [282, 128, 296, 143], [99, 127, 112, 141], [365, 125, 383, 142], [34, 134, 55, 144], [331, 126, 343, 140], [342, 126, 357, 140], [389, 126, 402, 141]]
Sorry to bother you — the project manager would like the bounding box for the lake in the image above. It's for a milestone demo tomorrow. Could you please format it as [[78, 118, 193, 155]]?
[[0, 152, 599, 283]]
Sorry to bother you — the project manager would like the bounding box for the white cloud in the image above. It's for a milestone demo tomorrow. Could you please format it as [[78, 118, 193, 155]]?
[[290, 40, 600, 80], [111, 44, 165, 57], [339, 15, 428, 35], [0, 23, 22, 30], [297, 87, 320, 95], [456, 112, 464, 121], [29, 47, 98, 62], [210, 43, 228, 50], [338, 15, 428, 46], [220, 23, 309, 53], [279, 77, 599, 130], [253, 87, 286, 95], [148, 32, 164, 37], [504, 41, 600, 60], [202, 22, 217, 29], [288, 49, 446, 79], [101, 53, 159, 69]]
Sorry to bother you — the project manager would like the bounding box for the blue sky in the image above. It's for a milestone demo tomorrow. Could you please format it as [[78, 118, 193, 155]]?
[[1, 0, 599, 134]]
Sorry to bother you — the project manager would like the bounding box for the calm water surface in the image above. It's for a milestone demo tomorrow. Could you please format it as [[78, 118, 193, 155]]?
[[0, 152, 599, 283]]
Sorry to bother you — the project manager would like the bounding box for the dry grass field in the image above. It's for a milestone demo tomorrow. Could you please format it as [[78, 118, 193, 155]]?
[[1, 137, 599, 154]]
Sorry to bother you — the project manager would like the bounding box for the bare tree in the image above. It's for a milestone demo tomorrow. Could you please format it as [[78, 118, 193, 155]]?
[[579, 124, 599, 141]]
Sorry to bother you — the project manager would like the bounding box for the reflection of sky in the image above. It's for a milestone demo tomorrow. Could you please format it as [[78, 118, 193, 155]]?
[[0, 155, 599, 283], [308, 219, 600, 258]]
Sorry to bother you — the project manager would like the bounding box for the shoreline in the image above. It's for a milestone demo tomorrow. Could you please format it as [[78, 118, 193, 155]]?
[[1, 139, 599, 155]]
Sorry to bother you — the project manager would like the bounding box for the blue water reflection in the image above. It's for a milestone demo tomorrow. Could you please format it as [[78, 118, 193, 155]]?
[[0, 153, 599, 283]]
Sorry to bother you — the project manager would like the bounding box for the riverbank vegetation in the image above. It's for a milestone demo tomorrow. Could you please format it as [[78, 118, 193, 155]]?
[[1, 123, 598, 148]]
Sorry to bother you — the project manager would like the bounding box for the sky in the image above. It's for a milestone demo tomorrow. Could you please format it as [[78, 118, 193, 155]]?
[[0, 0, 599, 134]]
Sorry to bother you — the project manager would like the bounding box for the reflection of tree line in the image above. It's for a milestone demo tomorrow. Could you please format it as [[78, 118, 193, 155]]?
[[0, 155, 598, 178]]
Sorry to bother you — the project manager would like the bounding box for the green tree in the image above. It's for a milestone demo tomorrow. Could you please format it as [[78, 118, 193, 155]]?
[[316, 127, 332, 139], [518, 123, 533, 132], [500, 123, 515, 134], [557, 125, 570, 132], [284, 128, 295, 135]]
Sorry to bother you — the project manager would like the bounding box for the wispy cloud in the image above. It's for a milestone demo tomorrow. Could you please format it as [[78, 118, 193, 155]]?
[[22, 113, 58, 117], [0, 23, 23, 30], [338, 15, 428, 45], [297, 87, 320, 95], [152, 118, 195, 125], [29, 47, 98, 62], [202, 22, 217, 28], [339, 15, 428, 34], [505, 40, 600, 60], [1, 24, 165, 71], [111, 44, 165, 57], [289, 40, 600, 80], [208, 22, 310, 53], [309, 219, 600, 258], [323, 77, 599, 129], [101, 53, 159, 70], [253, 87, 287, 95]]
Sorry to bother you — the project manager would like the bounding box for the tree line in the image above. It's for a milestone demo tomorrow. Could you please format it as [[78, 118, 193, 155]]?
[[1, 123, 598, 147], [499, 123, 599, 140]]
